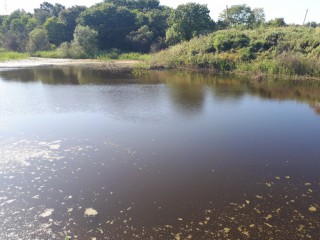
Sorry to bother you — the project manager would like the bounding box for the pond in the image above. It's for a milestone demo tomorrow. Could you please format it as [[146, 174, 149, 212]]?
[[0, 66, 320, 239]]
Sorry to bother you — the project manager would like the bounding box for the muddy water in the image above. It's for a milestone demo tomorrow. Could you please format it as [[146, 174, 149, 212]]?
[[1, 67, 320, 239]]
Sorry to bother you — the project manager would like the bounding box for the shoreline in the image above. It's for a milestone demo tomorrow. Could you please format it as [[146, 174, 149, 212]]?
[[2, 57, 320, 82], [150, 65, 320, 82], [0, 57, 140, 72]]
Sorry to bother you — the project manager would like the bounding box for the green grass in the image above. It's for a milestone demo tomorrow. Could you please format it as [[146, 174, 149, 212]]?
[[30, 50, 64, 58], [29, 49, 150, 62], [0, 48, 29, 61], [150, 26, 320, 78], [96, 51, 150, 61]]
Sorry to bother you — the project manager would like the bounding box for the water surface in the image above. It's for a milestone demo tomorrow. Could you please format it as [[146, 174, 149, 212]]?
[[1, 67, 320, 239]]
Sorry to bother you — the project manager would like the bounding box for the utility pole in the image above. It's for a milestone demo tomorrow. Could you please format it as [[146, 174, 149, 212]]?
[[226, 5, 229, 28], [303, 9, 308, 26]]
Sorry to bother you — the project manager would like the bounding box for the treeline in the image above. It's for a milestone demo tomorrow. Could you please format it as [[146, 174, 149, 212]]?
[[0, 0, 170, 57], [0, 1, 318, 58]]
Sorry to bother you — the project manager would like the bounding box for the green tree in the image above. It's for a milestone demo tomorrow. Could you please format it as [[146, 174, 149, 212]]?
[[34, 2, 65, 26], [78, 3, 136, 50], [305, 22, 318, 28], [1, 32, 19, 51], [219, 4, 264, 28], [26, 18, 37, 32], [40, 2, 65, 17], [268, 18, 286, 27], [59, 6, 87, 42], [43, 17, 66, 46], [33, 9, 51, 26], [126, 25, 154, 52], [166, 3, 213, 45], [1, 10, 30, 31], [146, 8, 170, 39], [27, 28, 50, 52], [104, 0, 161, 11], [71, 25, 98, 57], [165, 26, 181, 46], [0, 16, 5, 28], [253, 8, 265, 27], [1, 11, 31, 51], [126, 7, 170, 52]]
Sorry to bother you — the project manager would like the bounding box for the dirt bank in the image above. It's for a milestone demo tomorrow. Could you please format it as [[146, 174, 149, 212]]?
[[0, 58, 140, 72]]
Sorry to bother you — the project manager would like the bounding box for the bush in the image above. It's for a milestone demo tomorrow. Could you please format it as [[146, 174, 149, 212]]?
[[213, 32, 250, 52], [1, 32, 20, 51], [27, 29, 50, 53], [72, 25, 98, 57], [239, 47, 255, 61], [150, 26, 320, 77], [250, 40, 269, 52], [57, 42, 72, 58]]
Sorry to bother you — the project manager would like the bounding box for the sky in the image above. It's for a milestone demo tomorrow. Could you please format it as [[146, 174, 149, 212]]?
[[0, 0, 319, 24]]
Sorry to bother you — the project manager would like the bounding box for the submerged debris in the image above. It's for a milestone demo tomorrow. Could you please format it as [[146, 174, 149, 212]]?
[[84, 208, 98, 217], [40, 209, 54, 218], [309, 206, 317, 212]]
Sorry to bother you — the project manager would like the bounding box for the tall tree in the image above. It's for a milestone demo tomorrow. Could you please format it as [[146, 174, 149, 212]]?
[[59, 6, 87, 42], [78, 3, 136, 50], [126, 25, 154, 52], [27, 28, 50, 52], [253, 8, 265, 27], [0, 10, 31, 51], [268, 18, 286, 27], [1, 10, 30, 32], [104, 0, 161, 11], [34, 2, 65, 26], [43, 17, 66, 46], [71, 25, 98, 57], [126, 7, 170, 52], [166, 3, 213, 45], [219, 4, 264, 29]]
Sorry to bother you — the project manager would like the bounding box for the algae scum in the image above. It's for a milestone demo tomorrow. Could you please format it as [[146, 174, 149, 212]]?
[[0, 67, 320, 239]]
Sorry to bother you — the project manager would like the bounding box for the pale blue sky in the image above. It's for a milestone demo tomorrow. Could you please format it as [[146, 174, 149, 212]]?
[[0, 0, 319, 24]]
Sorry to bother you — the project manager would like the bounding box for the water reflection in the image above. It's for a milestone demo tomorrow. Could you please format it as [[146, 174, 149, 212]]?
[[1, 66, 320, 239], [139, 70, 320, 115], [1, 67, 320, 116], [0, 66, 134, 85]]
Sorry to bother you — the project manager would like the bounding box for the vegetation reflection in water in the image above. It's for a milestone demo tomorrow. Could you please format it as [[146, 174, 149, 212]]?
[[0, 67, 320, 239], [1, 67, 320, 114]]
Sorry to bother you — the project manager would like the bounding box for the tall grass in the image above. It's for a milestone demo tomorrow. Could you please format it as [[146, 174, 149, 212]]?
[[23, 48, 150, 61], [0, 48, 29, 61], [30, 50, 64, 58], [96, 50, 150, 61], [150, 27, 320, 78]]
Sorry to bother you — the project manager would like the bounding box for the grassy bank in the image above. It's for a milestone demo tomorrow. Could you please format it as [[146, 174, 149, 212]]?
[[0, 48, 29, 61], [31, 49, 150, 61], [150, 27, 320, 78]]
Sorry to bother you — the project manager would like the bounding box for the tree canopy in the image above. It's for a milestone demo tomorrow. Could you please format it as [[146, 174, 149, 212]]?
[[166, 3, 213, 45], [0, 1, 302, 56], [219, 4, 265, 28], [78, 3, 136, 50]]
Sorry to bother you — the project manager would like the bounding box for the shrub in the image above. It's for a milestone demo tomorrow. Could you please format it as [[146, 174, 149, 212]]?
[[239, 47, 256, 61], [213, 32, 250, 52], [72, 25, 98, 57], [27, 29, 50, 53]]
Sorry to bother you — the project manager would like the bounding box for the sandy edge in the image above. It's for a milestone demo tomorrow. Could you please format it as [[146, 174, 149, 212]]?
[[0, 57, 140, 71]]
